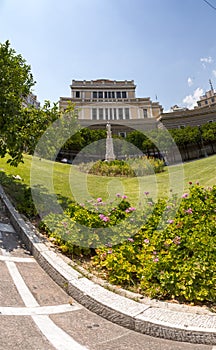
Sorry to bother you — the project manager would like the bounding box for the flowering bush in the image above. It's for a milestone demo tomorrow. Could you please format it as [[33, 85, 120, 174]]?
[[78, 157, 165, 177], [42, 184, 216, 304], [93, 184, 216, 304]]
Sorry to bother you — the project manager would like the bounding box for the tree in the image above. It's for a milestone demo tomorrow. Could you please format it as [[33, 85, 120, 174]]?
[[0, 40, 35, 165]]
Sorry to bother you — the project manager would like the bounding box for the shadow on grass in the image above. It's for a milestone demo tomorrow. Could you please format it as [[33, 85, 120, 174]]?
[[0, 171, 71, 219]]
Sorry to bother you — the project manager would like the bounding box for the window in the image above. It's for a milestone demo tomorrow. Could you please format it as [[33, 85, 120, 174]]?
[[93, 91, 97, 98], [109, 108, 113, 120], [104, 91, 108, 99], [98, 91, 103, 99], [113, 108, 117, 120], [105, 108, 109, 119], [99, 108, 103, 119], [211, 98, 215, 103], [112, 91, 115, 98], [122, 91, 127, 98], [116, 91, 121, 98], [118, 108, 123, 119], [75, 91, 80, 98], [119, 132, 126, 138], [179, 125, 185, 129], [108, 91, 112, 98], [205, 100, 208, 105], [92, 108, 97, 120], [125, 108, 130, 119], [143, 109, 148, 118]]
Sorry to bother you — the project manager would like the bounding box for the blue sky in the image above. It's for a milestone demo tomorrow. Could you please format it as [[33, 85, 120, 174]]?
[[1, 0, 216, 110]]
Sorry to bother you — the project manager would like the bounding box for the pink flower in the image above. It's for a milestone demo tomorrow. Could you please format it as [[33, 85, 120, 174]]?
[[116, 193, 121, 197], [144, 191, 149, 196], [153, 251, 157, 255], [99, 214, 109, 222], [144, 239, 149, 244], [125, 209, 130, 213], [97, 197, 102, 202], [182, 193, 189, 198], [167, 219, 174, 224], [108, 249, 113, 254], [127, 237, 134, 242], [153, 257, 159, 262], [185, 208, 193, 214], [122, 195, 127, 199], [129, 207, 136, 211]]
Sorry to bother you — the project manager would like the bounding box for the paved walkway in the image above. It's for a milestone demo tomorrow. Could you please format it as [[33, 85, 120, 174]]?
[[0, 185, 215, 349]]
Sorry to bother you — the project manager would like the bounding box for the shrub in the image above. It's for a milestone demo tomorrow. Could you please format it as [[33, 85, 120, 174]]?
[[41, 184, 216, 304], [78, 157, 165, 177], [93, 184, 216, 304]]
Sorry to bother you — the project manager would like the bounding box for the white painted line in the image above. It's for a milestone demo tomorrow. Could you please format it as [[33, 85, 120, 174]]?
[[0, 223, 15, 232], [32, 315, 88, 350], [0, 255, 35, 263], [1, 249, 88, 349], [0, 303, 81, 316], [5, 260, 39, 307]]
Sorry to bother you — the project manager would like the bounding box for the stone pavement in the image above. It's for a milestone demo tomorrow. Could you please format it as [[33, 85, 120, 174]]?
[[0, 185, 215, 349]]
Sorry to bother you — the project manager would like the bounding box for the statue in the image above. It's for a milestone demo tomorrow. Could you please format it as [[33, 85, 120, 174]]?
[[106, 122, 112, 138], [105, 122, 115, 161]]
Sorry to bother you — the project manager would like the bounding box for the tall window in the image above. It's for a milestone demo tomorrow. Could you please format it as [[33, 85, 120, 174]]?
[[116, 91, 121, 98], [99, 108, 103, 120], [122, 91, 127, 98], [98, 91, 103, 99], [118, 108, 123, 119], [105, 108, 109, 119], [113, 108, 117, 120], [75, 91, 80, 98], [93, 91, 97, 98], [143, 109, 148, 118], [92, 108, 97, 120], [112, 91, 115, 98], [125, 108, 130, 119], [109, 108, 113, 120], [108, 92, 112, 98]]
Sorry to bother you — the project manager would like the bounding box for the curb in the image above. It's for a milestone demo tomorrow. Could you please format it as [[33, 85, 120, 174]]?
[[0, 185, 215, 345]]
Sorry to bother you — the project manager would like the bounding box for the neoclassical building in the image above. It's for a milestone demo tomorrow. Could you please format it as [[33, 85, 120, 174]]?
[[159, 87, 216, 129], [59, 79, 163, 136]]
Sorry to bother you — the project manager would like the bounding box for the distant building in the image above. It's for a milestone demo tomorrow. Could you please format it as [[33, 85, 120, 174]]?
[[23, 93, 40, 109], [59, 79, 163, 136], [160, 84, 216, 129], [195, 89, 216, 108]]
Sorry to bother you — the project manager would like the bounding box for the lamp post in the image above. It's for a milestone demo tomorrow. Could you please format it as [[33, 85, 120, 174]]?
[[198, 125, 208, 158]]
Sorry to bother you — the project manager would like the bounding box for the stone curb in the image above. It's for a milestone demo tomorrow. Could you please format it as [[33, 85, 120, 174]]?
[[0, 185, 215, 345]]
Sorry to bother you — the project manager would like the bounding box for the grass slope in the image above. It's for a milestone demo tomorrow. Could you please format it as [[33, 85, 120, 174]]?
[[0, 154, 216, 207]]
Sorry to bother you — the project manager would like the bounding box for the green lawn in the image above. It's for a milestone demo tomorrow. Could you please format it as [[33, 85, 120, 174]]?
[[1, 154, 216, 207]]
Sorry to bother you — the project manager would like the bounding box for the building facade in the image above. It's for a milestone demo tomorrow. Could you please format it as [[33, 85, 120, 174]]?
[[59, 79, 163, 135], [159, 87, 216, 130]]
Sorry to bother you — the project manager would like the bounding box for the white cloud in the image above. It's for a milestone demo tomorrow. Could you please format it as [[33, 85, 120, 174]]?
[[187, 77, 193, 87], [200, 56, 213, 64], [200, 56, 213, 68], [213, 70, 216, 78], [182, 87, 203, 109]]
